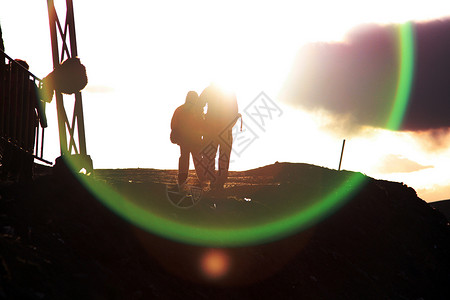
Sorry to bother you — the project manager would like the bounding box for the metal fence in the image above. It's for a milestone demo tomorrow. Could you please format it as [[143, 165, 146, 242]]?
[[0, 49, 51, 167]]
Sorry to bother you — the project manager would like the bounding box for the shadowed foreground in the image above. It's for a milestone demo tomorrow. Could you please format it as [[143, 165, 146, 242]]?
[[1, 163, 450, 299]]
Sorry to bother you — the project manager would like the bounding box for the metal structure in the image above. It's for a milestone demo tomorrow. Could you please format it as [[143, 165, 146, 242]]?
[[47, 0, 92, 173]]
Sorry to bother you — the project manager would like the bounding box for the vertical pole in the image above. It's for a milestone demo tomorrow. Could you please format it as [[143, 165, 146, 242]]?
[[65, 0, 87, 156], [74, 92, 87, 155], [47, 0, 68, 155], [338, 139, 346, 171], [66, 0, 78, 57]]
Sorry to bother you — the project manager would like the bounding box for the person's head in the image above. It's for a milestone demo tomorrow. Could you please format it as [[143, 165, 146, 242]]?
[[185, 90, 198, 104], [13, 59, 29, 70], [10, 59, 29, 80], [199, 83, 221, 106]]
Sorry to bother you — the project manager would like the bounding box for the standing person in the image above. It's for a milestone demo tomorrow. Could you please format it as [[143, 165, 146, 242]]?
[[199, 83, 239, 190], [0, 24, 6, 180], [170, 91, 206, 189], [7, 59, 47, 182], [1, 24, 6, 140]]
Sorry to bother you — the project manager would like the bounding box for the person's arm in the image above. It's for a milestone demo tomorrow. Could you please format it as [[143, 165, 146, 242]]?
[[33, 83, 47, 128], [170, 106, 183, 144], [171, 107, 181, 130]]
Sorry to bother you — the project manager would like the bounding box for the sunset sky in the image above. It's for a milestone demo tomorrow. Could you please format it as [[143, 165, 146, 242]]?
[[1, 0, 450, 202]]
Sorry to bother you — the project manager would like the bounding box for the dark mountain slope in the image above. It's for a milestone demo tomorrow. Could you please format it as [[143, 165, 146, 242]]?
[[430, 199, 450, 220], [1, 163, 449, 299]]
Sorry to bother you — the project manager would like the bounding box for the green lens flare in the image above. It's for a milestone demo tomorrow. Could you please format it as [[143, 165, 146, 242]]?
[[387, 22, 415, 130], [64, 22, 414, 248], [75, 171, 366, 247]]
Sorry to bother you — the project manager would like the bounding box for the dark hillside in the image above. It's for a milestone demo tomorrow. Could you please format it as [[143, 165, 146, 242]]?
[[430, 199, 450, 220], [1, 163, 449, 299]]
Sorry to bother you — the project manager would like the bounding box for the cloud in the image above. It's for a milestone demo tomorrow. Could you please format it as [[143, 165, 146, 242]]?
[[418, 184, 450, 202], [412, 127, 450, 152], [280, 19, 450, 134], [84, 85, 114, 94], [402, 19, 450, 131], [375, 154, 433, 174]]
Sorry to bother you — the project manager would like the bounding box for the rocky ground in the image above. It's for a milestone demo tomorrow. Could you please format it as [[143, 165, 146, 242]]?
[[1, 162, 450, 299]]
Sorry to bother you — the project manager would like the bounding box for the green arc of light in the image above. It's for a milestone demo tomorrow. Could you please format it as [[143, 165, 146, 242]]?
[[67, 22, 415, 248], [386, 22, 415, 130], [76, 172, 366, 247]]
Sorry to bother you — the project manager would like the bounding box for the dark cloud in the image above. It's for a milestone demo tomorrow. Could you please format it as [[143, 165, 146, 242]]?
[[280, 19, 450, 133], [402, 20, 450, 131], [375, 154, 433, 174], [413, 127, 450, 152]]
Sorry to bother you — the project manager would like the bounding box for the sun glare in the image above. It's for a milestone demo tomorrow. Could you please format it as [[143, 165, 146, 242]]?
[[200, 249, 230, 280]]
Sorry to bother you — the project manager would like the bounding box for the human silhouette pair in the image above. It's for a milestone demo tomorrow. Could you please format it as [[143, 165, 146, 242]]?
[[171, 84, 239, 190]]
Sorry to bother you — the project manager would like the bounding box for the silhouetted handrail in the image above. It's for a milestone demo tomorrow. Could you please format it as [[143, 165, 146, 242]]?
[[1, 48, 51, 165], [0, 48, 43, 82]]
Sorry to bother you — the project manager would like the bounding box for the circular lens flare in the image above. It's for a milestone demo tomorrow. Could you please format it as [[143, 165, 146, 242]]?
[[64, 22, 415, 248], [387, 22, 414, 130]]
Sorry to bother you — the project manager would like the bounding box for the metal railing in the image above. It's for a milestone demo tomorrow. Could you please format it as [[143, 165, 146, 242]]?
[[0, 48, 51, 166]]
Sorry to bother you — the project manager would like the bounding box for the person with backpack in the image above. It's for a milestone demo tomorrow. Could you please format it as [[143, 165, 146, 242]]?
[[170, 91, 206, 189], [199, 83, 239, 190]]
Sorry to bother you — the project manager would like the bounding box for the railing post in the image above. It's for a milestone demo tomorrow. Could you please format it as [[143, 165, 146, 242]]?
[[47, 0, 68, 156]]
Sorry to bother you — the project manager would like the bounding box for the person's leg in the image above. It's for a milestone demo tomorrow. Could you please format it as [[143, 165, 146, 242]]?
[[192, 149, 206, 184], [8, 148, 21, 182], [200, 134, 218, 183], [19, 152, 33, 184], [19, 125, 36, 183], [216, 130, 232, 189], [178, 145, 189, 186]]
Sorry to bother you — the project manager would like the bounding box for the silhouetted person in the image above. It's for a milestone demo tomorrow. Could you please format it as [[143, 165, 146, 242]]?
[[199, 83, 239, 189], [2, 59, 46, 182], [0, 24, 6, 138], [0, 24, 6, 179], [1, 23, 6, 136], [0, 24, 4, 81], [171, 91, 206, 188]]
